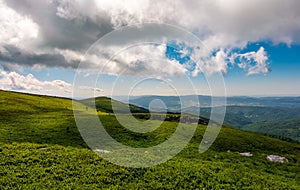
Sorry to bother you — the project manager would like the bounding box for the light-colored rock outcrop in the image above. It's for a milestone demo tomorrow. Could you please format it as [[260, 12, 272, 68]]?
[[267, 155, 288, 163]]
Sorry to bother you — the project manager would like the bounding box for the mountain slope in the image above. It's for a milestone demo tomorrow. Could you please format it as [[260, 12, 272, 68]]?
[[200, 106, 300, 142], [0, 90, 299, 189], [130, 95, 300, 109], [81, 96, 149, 113], [244, 119, 300, 142], [129, 95, 300, 142]]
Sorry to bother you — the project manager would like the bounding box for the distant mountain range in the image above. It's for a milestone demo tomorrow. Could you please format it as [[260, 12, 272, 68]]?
[[79, 95, 300, 142], [123, 95, 300, 142], [121, 95, 300, 110]]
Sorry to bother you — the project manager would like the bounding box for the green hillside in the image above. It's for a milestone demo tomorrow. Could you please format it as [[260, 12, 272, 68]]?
[[183, 105, 300, 142], [81, 96, 149, 113], [220, 106, 300, 142], [130, 96, 300, 142], [0, 90, 300, 189], [244, 119, 300, 142]]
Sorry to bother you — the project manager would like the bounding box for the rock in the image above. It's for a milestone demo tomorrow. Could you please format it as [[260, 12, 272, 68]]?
[[38, 147, 47, 150], [266, 155, 288, 163], [240, 152, 253, 157], [94, 149, 110, 153]]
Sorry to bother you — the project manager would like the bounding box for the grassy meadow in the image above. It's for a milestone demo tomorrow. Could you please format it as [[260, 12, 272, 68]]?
[[0, 90, 299, 189]]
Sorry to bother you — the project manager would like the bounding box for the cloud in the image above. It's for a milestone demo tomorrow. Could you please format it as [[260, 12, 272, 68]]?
[[0, 69, 72, 96], [0, 0, 39, 49], [0, 0, 85, 70], [90, 43, 187, 76], [1, 0, 300, 76], [78, 85, 104, 92], [0, 68, 109, 98], [233, 47, 270, 75]]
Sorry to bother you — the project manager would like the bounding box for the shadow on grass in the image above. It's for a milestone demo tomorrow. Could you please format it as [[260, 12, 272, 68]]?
[[0, 110, 88, 148]]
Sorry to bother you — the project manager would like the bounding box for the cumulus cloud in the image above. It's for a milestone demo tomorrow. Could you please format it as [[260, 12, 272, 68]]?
[[78, 86, 103, 92], [0, 69, 72, 96], [0, 0, 39, 49], [1, 0, 300, 76], [87, 43, 187, 76], [0, 46, 83, 72], [233, 47, 270, 75], [0, 68, 106, 98], [50, 0, 300, 47], [0, 0, 84, 70]]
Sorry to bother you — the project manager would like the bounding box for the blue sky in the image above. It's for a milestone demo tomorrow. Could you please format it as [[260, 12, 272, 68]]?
[[0, 0, 299, 97], [21, 42, 300, 97], [223, 43, 300, 96]]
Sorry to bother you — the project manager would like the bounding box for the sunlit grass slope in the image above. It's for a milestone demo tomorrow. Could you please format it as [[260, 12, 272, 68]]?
[[0, 90, 299, 189], [81, 96, 149, 113]]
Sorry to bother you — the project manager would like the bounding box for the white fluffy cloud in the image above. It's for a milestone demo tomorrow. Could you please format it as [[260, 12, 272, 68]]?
[[233, 47, 270, 75], [0, 0, 39, 49], [52, 0, 300, 47], [0, 69, 109, 97], [84, 43, 187, 76], [1, 0, 300, 77], [0, 69, 72, 96]]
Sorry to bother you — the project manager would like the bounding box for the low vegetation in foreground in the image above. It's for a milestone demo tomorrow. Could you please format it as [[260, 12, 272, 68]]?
[[0, 90, 299, 189]]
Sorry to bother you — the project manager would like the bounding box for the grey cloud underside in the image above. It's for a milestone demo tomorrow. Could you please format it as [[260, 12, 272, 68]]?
[[4, 0, 113, 50], [0, 45, 79, 69], [1, 0, 300, 75], [1, 0, 116, 71]]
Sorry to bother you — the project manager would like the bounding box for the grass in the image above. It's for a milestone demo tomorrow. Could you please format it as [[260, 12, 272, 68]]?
[[81, 96, 149, 113], [0, 90, 300, 189]]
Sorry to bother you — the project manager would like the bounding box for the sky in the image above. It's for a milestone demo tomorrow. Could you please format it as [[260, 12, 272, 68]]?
[[0, 0, 299, 98]]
